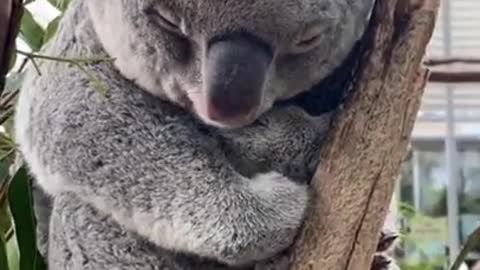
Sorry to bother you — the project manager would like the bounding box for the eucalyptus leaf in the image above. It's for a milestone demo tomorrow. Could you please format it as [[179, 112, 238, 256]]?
[[6, 237, 20, 270], [0, 200, 20, 270], [0, 162, 9, 185], [19, 9, 45, 52], [47, 0, 72, 12], [399, 202, 416, 219], [0, 234, 9, 270], [0, 194, 12, 241], [8, 167, 47, 270], [4, 73, 25, 93], [0, 161, 12, 270], [43, 15, 62, 44], [2, 118, 17, 143], [8, 51, 17, 72]]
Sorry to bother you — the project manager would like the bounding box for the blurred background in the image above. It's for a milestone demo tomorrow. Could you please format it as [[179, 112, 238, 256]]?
[[2, 0, 480, 270], [394, 1, 480, 269]]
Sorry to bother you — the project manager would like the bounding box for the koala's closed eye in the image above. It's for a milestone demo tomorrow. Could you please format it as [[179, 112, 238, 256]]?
[[291, 23, 326, 54], [147, 5, 183, 35]]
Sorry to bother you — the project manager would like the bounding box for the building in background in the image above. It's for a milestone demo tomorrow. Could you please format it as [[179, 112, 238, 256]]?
[[398, 0, 480, 269]]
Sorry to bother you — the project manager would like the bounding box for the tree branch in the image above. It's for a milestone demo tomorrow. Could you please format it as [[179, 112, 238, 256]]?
[[0, 0, 23, 96], [289, 1, 439, 270], [424, 57, 480, 66], [450, 226, 480, 270], [429, 71, 480, 83]]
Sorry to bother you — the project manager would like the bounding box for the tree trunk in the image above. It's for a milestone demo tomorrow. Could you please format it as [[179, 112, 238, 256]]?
[[289, 1, 439, 270], [0, 0, 23, 95]]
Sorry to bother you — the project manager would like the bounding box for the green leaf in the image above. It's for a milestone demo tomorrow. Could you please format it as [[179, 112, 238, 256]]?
[[399, 202, 416, 219], [1, 117, 16, 143], [1, 203, 20, 270], [8, 167, 47, 270], [4, 73, 25, 93], [6, 237, 20, 270], [43, 15, 62, 44], [0, 234, 10, 270], [8, 50, 17, 72], [47, 0, 72, 12], [19, 9, 45, 52], [0, 161, 12, 270], [0, 190, 13, 253], [0, 162, 9, 185]]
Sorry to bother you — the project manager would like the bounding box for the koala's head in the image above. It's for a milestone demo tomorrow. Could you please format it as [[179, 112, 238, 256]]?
[[87, 0, 374, 128]]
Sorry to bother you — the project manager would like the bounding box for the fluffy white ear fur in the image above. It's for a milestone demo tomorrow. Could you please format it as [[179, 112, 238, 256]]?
[[86, 1, 176, 101]]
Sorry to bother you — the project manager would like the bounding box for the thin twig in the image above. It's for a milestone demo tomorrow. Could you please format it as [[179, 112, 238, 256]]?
[[15, 49, 114, 65], [17, 57, 28, 73], [0, 134, 14, 149], [0, 106, 14, 125], [0, 149, 15, 162], [0, 0, 24, 97], [15, 49, 113, 97], [0, 89, 19, 108], [450, 226, 480, 270], [424, 57, 480, 66], [429, 70, 480, 83], [30, 56, 42, 76], [72, 61, 109, 97]]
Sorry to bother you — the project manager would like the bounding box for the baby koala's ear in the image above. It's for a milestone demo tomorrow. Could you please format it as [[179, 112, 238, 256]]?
[[280, 154, 315, 185], [310, 111, 334, 133]]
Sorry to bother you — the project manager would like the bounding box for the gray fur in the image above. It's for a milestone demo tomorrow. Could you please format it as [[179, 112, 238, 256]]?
[[13, 0, 385, 269]]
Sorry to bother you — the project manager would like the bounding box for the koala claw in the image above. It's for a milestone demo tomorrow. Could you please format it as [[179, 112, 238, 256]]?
[[371, 255, 399, 270], [371, 231, 399, 270], [376, 232, 398, 253]]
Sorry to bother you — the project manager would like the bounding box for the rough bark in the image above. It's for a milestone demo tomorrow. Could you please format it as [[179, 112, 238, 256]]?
[[0, 0, 23, 95], [289, 1, 439, 270]]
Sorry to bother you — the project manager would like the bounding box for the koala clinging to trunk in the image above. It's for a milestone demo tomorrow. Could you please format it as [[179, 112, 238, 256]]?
[[15, 0, 397, 269]]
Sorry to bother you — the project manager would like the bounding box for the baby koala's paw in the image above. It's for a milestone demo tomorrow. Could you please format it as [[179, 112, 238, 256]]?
[[371, 232, 399, 270], [371, 254, 399, 270]]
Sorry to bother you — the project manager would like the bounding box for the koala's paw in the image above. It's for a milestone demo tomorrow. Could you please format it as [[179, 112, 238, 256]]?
[[371, 255, 398, 270], [371, 232, 399, 270], [254, 253, 290, 270]]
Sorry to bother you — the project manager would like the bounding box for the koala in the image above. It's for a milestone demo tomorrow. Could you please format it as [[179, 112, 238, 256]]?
[[14, 0, 397, 269]]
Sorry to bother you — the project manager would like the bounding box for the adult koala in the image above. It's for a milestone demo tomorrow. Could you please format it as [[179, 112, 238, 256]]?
[[15, 0, 397, 269]]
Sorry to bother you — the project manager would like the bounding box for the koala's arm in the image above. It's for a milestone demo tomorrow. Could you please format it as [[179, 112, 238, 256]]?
[[15, 66, 308, 266]]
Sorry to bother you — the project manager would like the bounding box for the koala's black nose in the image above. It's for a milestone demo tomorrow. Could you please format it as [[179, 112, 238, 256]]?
[[204, 34, 272, 121]]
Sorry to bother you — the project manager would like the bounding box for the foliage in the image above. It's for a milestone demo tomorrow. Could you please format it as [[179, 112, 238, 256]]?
[[397, 201, 480, 270], [397, 202, 449, 269], [0, 1, 71, 270], [399, 261, 444, 270]]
